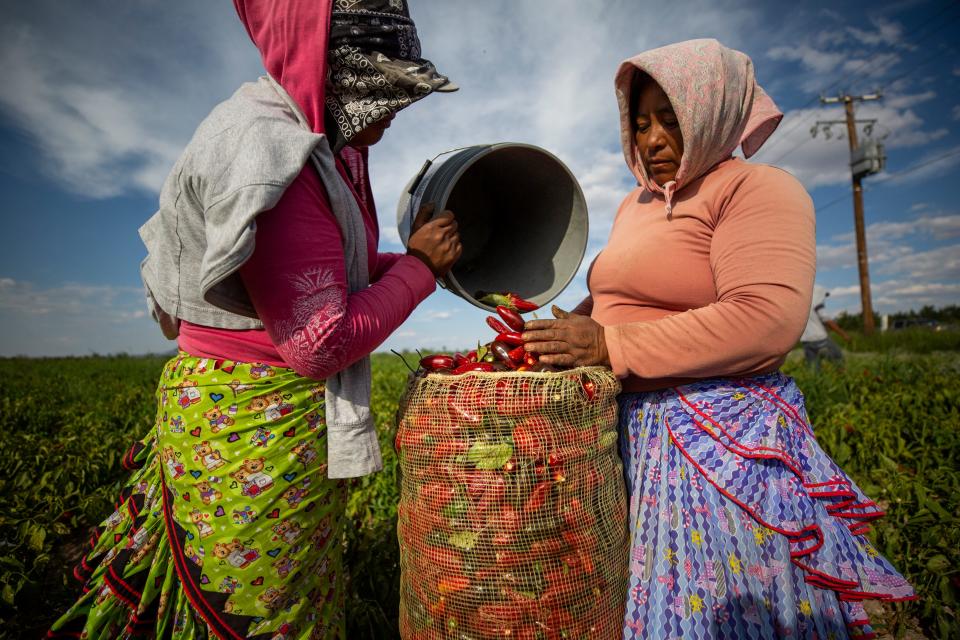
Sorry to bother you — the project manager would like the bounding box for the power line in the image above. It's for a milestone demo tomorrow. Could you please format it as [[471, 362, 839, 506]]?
[[879, 28, 960, 90], [814, 147, 960, 211], [768, 132, 814, 166], [761, 1, 960, 158], [770, 12, 960, 168], [870, 147, 960, 185], [814, 190, 853, 213]]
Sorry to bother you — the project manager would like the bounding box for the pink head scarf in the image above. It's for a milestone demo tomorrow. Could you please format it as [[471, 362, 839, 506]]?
[[614, 39, 783, 213], [233, 0, 333, 134]]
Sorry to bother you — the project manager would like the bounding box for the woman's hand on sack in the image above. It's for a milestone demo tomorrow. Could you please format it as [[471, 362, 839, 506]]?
[[522, 305, 610, 368], [406, 202, 462, 277]]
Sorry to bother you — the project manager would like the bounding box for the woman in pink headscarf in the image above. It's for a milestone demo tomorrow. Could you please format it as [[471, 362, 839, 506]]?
[[48, 1, 458, 639], [524, 39, 914, 638]]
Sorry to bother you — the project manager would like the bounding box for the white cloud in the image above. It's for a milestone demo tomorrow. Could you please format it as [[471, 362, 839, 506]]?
[[827, 279, 960, 315], [420, 310, 455, 321], [753, 101, 951, 190], [831, 214, 960, 243], [0, 277, 171, 356], [877, 244, 960, 281], [872, 144, 960, 185], [0, 278, 144, 318], [883, 90, 935, 110], [816, 214, 960, 273], [846, 16, 912, 50], [0, 5, 260, 198], [767, 45, 846, 75]]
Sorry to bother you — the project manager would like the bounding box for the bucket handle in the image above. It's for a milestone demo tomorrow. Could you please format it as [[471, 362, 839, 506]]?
[[406, 144, 483, 291], [407, 144, 484, 196], [406, 159, 433, 196]]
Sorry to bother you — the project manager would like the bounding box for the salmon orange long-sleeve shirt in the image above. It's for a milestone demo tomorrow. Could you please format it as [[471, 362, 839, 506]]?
[[588, 157, 815, 392]]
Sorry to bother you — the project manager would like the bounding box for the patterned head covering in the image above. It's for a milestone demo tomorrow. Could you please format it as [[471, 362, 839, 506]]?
[[326, 0, 457, 148], [614, 39, 783, 212], [233, 0, 454, 147]]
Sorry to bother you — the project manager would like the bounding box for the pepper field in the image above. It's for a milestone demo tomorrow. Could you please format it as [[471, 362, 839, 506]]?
[[1, 332, 957, 639]]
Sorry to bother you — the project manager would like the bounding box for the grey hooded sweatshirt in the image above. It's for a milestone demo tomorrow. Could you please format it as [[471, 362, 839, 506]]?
[[139, 76, 381, 479]]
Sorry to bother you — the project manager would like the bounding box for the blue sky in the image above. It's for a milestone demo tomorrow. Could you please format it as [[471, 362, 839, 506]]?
[[1, 0, 958, 357]]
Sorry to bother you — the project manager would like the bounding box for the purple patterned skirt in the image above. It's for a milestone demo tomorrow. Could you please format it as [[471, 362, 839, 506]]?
[[619, 372, 915, 640]]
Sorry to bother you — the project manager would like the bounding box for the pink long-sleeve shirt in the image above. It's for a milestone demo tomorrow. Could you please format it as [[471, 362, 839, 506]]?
[[589, 157, 816, 392], [178, 153, 436, 379]]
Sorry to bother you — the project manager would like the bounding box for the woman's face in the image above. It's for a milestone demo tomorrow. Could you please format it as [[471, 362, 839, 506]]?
[[634, 81, 684, 186], [348, 113, 395, 148]]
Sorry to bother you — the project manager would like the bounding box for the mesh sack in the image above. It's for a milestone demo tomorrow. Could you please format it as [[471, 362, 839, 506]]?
[[395, 366, 628, 639]]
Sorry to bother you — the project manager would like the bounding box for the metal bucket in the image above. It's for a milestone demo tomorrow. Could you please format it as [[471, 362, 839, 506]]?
[[396, 143, 589, 312]]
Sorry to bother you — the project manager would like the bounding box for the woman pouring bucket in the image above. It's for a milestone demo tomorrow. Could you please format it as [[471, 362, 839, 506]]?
[[48, 1, 460, 638]]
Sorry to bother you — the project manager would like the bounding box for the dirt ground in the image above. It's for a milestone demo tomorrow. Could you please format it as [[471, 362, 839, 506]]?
[[866, 600, 930, 640]]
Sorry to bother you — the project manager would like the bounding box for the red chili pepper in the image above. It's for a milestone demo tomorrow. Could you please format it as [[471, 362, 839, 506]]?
[[507, 345, 526, 363], [507, 293, 539, 311], [420, 481, 456, 511], [423, 545, 463, 573], [512, 415, 552, 459], [466, 350, 478, 363], [495, 505, 521, 533], [561, 529, 599, 552], [447, 384, 483, 423], [476, 475, 506, 514], [453, 352, 467, 367], [524, 351, 539, 366], [494, 378, 543, 416], [494, 550, 525, 568], [522, 480, 553, 512], [530, 362, 558, 372], [539, 570, 581, 608], [476, 291, 539, 312], [580, 552, 596, 575], [486, 316, 511, 334], [451, 361, 495, 375], [475, 603, 525, 632], [496, 305, 525, 332], [496, 331, 524, 346], [529, 538, 564, 558], [458, 469, 493, 500], [562, 497, 596, 529], [420, 354, 455, 371], [434, 439, 468, 459], [580, 376, 597, 401], [488, 340, 514, 364], [437, 573, 470, 594]]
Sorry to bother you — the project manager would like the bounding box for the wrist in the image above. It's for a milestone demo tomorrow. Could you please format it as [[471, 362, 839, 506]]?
[[596, 324, 611, 367], [405, 248, 435, 276]]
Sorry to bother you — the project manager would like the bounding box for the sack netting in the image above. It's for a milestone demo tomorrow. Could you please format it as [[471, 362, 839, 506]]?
[[395, 366, 628, 639]]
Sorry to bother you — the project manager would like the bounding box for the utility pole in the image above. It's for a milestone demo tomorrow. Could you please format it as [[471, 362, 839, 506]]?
[[817, 92, 883, 335]]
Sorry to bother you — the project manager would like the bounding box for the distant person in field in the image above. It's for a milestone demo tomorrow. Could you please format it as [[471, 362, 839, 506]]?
[[48, 1, 459, 638], [801, 284, 851, 369], [522, 39, 915, 638]]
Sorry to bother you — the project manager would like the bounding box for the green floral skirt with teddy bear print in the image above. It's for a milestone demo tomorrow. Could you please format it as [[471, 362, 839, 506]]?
[[48, 353, 347, 640]]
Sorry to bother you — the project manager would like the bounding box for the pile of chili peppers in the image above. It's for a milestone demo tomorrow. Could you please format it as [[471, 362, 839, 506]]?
[[416, 292, 560, 375], [394, 294, 627, 639]]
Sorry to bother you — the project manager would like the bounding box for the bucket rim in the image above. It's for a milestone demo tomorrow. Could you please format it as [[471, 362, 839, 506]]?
[[398, 142, 589, 313]]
